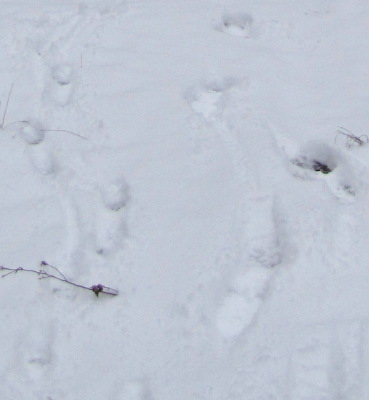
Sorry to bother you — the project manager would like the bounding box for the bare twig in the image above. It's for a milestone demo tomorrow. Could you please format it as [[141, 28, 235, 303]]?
[[40, 260, 67, 280], [336, 127, 369, 148], [3, 120, 28, 129], [3, 122, 87, 141], [41, 129, 88, 140], [0, 261, 118, 297], [1, 119, 87, 142], [0, 85, 87, 141], [1, 83, 14, 129]]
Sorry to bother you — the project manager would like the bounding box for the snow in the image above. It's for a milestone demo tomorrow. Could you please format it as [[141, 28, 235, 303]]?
[[20, 120, 45, 145], [1, 0, 369, 399]]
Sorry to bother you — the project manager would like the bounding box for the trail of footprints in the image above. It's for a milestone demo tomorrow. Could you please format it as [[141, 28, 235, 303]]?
[[26, 7, 131, 263], [5, 5, 367, 398], [15, 91, 130, 263], [187, 76, 361, 340], [215, 196, 281, 339], [7, 89, 130, 400], [186, 10, 362, 342], [1, 9, 132, 397], [187, 74, 282, 339]]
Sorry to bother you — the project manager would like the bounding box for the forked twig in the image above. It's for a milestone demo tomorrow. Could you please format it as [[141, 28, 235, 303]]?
[[41, 260, 67, 280], [336, 127, 369, 148], [0, 261, 118, 297], [3, 122, 88, 141], [0, 84, 87, 140]]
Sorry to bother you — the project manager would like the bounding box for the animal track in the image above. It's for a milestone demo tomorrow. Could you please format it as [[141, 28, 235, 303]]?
[[216, 293, 256, 339], [52, 64, 73, 85], [94, 178, 130, 255], [20, 120, 45, 145], [65, 177, 130, 259], [216, 13, 293, 41], [217, 13, 254, 38], [45, 64, 74, 107], [216, 194, 282, 340], [27, 145, 56, 175], [278, 136, 360, 201], [102, 179, 130, 211], [216, 266, 272, 339], [186, 78, 237, 119], [290, 141, 337, 175], [289, 321, 364, 399], [190, 80, 284, 340]]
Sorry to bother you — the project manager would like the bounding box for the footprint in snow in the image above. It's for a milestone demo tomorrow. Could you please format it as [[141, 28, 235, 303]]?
[[216, 196, 282, 340], [216, 12, 293, 41], [19, 120, 45, 145], [56, 173, 130, 263], [102, 179, 130, 212], [217, 12, 254, 38], [289, 321, 364, 399], [216, 266, 273, 339], [95, 178, 130, 256], [280, 137, 360, 202], [16, 120, 56, 175], [45, 64, 74, 107], [27, 144, 56, 175], [186, 77, 237, 119]]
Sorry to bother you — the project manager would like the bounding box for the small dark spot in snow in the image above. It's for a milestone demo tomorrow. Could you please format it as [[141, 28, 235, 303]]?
[[312, 161, 331, 174], [96, 248, 105, 255]]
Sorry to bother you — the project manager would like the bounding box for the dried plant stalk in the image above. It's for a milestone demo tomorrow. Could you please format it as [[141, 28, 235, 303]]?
[[0, 261, 118, 297]]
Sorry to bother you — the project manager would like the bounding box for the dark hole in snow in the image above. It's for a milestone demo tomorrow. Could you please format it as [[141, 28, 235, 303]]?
[[312, 161, 332, 174]]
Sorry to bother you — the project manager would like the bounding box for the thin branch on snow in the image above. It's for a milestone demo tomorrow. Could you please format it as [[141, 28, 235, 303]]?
[[40, 129, 88, 140], [0, 84, 87, 140], [336, 127, 369, 148], [0, 261, 119, 297], [1, 83, 14, 129], [40, 260, 67, 280]]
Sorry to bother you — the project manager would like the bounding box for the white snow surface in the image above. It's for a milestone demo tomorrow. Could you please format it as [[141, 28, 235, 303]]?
[[1, 0, 369, 399]]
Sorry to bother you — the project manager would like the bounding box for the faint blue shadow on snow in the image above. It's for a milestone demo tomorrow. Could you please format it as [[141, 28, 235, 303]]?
[[185, 77, 238, 119], [278, 135, 360, 202], [114, 379, 153, 400]]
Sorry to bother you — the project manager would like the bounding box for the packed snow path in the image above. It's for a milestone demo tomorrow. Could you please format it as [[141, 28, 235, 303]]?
[[1, 0, 369, 399]]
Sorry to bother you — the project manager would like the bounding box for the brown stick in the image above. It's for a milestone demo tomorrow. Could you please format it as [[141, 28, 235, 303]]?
[[0, 261, 118, 297]]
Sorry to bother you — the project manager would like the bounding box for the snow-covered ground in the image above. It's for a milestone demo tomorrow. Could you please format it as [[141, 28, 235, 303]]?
[[1, 0, 369, 398]]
